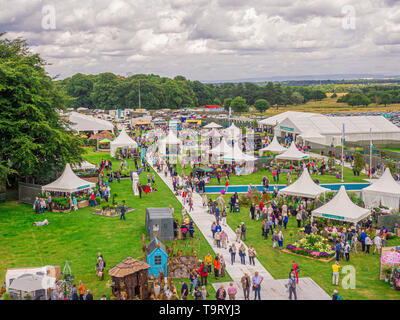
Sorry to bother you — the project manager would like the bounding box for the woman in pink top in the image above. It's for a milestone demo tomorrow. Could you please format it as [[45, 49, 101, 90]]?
[[220, 230, 228, 249], [227, 283, 237, 300]]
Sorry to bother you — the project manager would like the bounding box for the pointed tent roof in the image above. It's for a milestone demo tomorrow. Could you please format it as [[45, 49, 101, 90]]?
[[312, 186, 371, 223], [110, 128, 138, 148], [222, 143, 258, 162], [362, 168, 400, 196], [204, 122, 222, 129], [209, 139, 234, 155], [42, 163, 96, 193], [279, 168, 329, 198], [259, 136, 287, 154], [223, 123, 242, 138], [159, 131, 182, 145], [275, 141, 309, 161], [202, 128, 224, 138]]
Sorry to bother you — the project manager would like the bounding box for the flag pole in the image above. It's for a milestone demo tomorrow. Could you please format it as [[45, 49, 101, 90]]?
[[370, 128, 372, 181], [341, 123, 344, 183]]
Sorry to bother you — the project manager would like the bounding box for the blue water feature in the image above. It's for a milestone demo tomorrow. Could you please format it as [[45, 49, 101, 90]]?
[[204, 183, 370, 194]]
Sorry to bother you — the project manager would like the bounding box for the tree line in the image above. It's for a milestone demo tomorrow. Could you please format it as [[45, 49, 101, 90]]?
[[337, 85, 400, 107], [56, 73, 327, 112]]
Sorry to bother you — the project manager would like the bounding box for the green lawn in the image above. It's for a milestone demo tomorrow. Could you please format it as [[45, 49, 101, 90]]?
[[0, 148, 230, 300], [207, 194, 400, 300]]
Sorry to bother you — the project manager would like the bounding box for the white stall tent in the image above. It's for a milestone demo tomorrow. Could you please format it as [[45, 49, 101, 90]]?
[[72, 161, 96, 171], [362, 168, 400, 211], [223, 123, 242, 140], [275, 141, 309, 161], [110, 128, 138, 157], [67, 112, 114, 133], [222, 143, 258, 162], [312, 186, 371, 223], [42, 163, 95, 193], [259, 136, 287, 154], [279, 168, 329, 198], [204, 122, 222, 129]]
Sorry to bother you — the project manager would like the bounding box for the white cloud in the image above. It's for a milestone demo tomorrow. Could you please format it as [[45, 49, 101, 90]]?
[[1, 0, 400, 80]]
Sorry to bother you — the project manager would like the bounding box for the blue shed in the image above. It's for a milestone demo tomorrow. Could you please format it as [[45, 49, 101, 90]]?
[[146, 237, 168, 278]]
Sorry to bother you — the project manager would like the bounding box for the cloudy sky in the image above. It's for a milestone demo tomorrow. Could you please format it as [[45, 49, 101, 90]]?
[[1, 0, 400, 81]]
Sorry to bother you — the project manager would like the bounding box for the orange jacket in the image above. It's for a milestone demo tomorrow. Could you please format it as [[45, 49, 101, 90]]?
[[213, 259, 221, 271]]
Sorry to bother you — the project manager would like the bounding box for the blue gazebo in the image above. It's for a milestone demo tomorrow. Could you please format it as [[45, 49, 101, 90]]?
[[146, 236, 168, 278]]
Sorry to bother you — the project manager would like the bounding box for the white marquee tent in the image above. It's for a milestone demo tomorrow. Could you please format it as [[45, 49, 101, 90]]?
[[72, 161, 96, 171], [312, 186, 371, 223], [223, 123, 242, 139], [42, 163, 95, 193], [279, 168, 329, 198], [110, 128, 138, 157], [204, 122, 222, 129], [259, 136, 287, 155], [67, 112, 114, 133], [275, 141, 309, 161], [362, 168, 400, 211], [202, 128, 224, 138]]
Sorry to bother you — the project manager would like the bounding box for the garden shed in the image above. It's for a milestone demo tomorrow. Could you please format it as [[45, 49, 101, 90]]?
[[146, 236, 168, 278], [145, 208, 174, 241], [108, 257, 150, 300]]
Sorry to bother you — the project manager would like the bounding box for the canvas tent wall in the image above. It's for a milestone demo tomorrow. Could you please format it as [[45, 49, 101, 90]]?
[[110, 128, 138, 157], [312, 186, 371, 224], [362, 168, 400, 211]]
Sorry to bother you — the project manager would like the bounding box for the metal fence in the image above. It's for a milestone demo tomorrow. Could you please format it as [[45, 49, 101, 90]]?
[[18, 182, 43, 205]]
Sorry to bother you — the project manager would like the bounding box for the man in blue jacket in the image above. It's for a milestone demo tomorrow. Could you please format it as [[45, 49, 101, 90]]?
[[359, 230, 367, 252]]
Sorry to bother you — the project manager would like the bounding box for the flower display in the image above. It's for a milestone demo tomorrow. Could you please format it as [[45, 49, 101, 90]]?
[[286, 234, 335, 259]]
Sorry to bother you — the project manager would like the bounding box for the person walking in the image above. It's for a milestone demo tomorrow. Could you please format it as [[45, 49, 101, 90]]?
[[241, 273, 251, 300], [248, 245, 256, 266], [197, 261, 208, 286], [365, 235, 372, 254], [229, 243, 237, 265], [288, 271, 297, 300], [239, 244, 246, 265], [373, 233, 382, 255], [235, 225, 241, 243], [215, 285, 226, 300], [78, 281, 85, 300], [213, 256, 221, 279], [120, 201, 126, 220], [227, 283, 237, 300], [204, 252, 213, 273], [345, 241, 351, 262], [221, 230, 228, 249], [252, 271, 264, 300], [278, 231, 284, 250], [215, 231, 221, 248], [241, 222, 247, 241], [332, 261, 341, 286]]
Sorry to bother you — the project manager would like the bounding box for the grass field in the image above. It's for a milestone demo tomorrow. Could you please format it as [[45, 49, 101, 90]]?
[[0, 148, 230, 300], [207, 194, 400, 300]]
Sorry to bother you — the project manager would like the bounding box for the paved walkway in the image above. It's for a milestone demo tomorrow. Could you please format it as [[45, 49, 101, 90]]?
[[147, 152, 331, 300]]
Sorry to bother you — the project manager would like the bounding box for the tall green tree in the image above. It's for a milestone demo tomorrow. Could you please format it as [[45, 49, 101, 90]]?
[[0, 35, 84, 182], [230, 96, 248, 113], [254, 99, 270, 112]]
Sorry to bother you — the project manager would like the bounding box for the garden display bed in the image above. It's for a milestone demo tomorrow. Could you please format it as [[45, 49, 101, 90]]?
[[282, 249, 336, 263], [52, 208, 71, 213], [91, 207, 136, 217]]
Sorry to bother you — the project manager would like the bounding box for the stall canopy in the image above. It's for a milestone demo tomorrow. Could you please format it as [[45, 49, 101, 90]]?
[[312, 186, 371, 223], [223, 123, 242, 139], [67, 112, 114, 133], [222, 143, 258, 162], [275, 141, 309, 161], [42, 163, 95, 193], [279, 168, 329, 198], [259, 136, 287, 154], [202, 128, 224, 138], [362, 168, 400, 210], [204, 122, 222, 129], [209, 139, 234, 155], [110, 128, 138, 157]]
